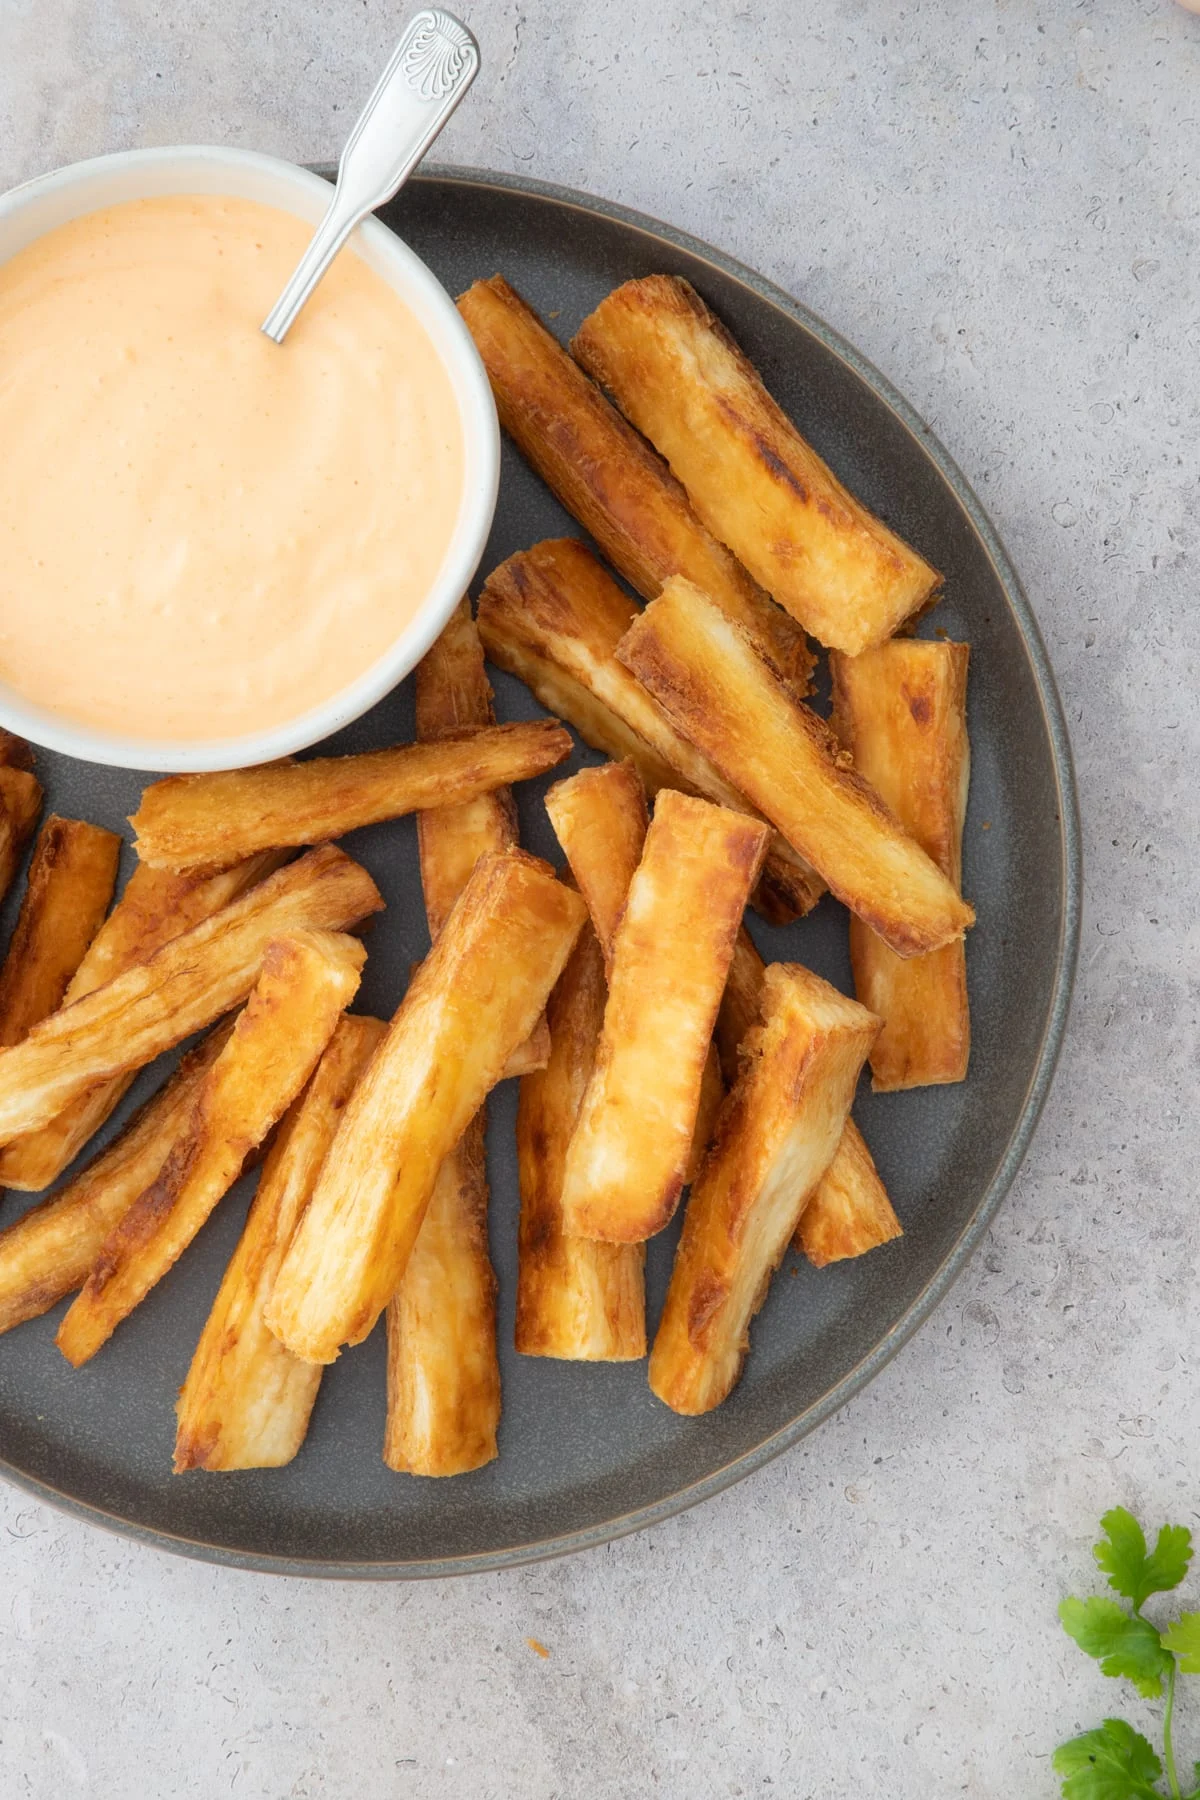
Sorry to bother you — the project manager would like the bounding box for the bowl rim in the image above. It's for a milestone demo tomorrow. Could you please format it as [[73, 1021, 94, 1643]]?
[[0, 163, 1083, 1580], [0, 145, 500, 772]]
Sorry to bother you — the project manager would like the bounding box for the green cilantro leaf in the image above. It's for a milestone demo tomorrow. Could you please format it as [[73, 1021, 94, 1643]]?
[[1058, 1596, 1173, 1698], [1052, 1718, 1163, 1799], [1161, 1611, 1200, 1674], [1094, 1508, 1193, 1610]]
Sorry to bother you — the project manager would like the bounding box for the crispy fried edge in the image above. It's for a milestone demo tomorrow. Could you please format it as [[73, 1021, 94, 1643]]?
[[795, 1118, 901, 1266]]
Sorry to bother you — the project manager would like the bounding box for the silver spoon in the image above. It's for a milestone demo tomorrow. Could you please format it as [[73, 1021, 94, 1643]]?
[[261, 7, 480, 343]]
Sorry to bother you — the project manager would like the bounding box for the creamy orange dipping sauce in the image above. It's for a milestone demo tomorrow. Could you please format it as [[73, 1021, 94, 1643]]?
[[0, 195, 464, 741]]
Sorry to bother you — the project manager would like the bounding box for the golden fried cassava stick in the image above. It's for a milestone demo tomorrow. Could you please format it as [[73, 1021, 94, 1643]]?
[[57, 930, 365, 1367], [711, 921, 902, 1263], [0, 733, 33, 771], [383, 607, 516, 1475], [561, 792, 768, 1243], [0, 763, 43, 903], [545, 759, 723, 1181], [384, 1111, 501, 1474], [267, 851, 586, 1364], [130, 722, 572, 871], [515, 925, 646, 1360], [457, 274, 814, 692], [0, 817, 121, 1049], [573, 275, 940, 654], [0, 1029, 230, 1337], [478, 539, 823, 922], [715, 925, 768, 1087], [649, 965, 878, 1414], [518, 763, 655, 1358], [690, 1042, 727, 1188], [794, 1117, 901, 1267], [416, 601, 521, 936], [174, 1014, 385, 1472], [619, 578, 974, 957], [416, 599, 548, 1077], [0, 854, 285, 1192], [831, 639, 971, 1089], [544, 760, 649, 971], [0, 845, 382, 1145]]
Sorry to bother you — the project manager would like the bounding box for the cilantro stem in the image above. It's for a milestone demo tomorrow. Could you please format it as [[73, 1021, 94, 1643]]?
[[1163, 1655, 1182, 1800]]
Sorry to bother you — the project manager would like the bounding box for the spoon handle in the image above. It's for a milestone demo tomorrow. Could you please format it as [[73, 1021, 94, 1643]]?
[[262, 8, 480, 343]]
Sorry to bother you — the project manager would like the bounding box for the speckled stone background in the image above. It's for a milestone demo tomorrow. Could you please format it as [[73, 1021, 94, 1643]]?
[[0, 2, 1195, 1794]]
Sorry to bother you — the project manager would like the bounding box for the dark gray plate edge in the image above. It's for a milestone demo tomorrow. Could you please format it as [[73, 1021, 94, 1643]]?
[[0, 164, 1082, 1580]]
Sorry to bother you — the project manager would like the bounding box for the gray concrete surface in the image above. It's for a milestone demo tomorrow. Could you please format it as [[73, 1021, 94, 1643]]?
[[1, 1, 1197, 1794]]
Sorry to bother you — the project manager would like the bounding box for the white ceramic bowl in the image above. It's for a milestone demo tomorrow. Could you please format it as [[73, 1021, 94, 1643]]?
[[0, 146, 500, 771]]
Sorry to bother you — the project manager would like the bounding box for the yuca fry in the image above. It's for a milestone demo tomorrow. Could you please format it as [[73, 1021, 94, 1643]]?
[[688, 1041, 726, 1187], [387, 608, 514, 1474], [713, 926, 902, 1264], [384, 1111, 501, 1474], [545, 760, 649, 972], [520, 765, 653, 1358], [649, 965, 878, 1415], [0, 817, 121, 1049], [573, 275, 940, 654], [832, 640, 971, 1090], [416, 599, 548, 1078], [0, 733, 34, 771], [174, 1014, 385, 1472], [457, 275, 814, 694], [795, 1117, 901, 1267], [0, 764, 43, 903], [0, 853, 285, 1193], [0, 845, 382, 1146], [267, 850, 587, 1364], [515, 926, 645, 1360], [716, 925, 767, 1086], [478, 539, 823, 922], [545, 759, 723, 1181], [57, 930, 365, 1367], [620, 578, 974, 957], [0, 1029, 231, 1337], [561, 791, 768, 1243], [131, 722, 572, 871]]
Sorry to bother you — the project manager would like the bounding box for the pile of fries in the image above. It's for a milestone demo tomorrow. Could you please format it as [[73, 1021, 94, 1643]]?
[[0, 269, 975, 1475]]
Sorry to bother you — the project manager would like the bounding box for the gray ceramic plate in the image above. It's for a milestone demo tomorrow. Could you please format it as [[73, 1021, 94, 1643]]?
[[0, 167, 1080, 1577]]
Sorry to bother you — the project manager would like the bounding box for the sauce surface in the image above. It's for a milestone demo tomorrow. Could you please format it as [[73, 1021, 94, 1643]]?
[[0, 195, 464, 741]]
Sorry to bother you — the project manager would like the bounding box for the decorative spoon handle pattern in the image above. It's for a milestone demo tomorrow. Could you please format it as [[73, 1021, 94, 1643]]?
[[261, 9, 480, 344]]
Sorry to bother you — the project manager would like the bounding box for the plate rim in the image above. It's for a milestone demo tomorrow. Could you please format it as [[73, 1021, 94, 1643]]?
[[0, 162, 1082, 1580]]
